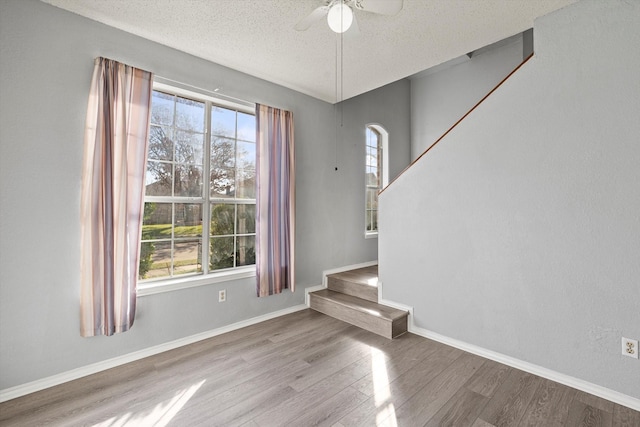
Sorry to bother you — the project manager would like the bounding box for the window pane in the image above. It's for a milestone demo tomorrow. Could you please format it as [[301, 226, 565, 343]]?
[[145, 161, 172, 196], [211, 136, 236, 168], [175, 131, 203, 164], [174, 164, 203, 197], [140, 202, 172, 280], [237, 112, 256, 142], [210, 167, 235, 198], [174, 203, 202, 237], [210, 203, 235, 235], [173, 240, 202, 275], [142, 87, 258, 280], [145, 241, 172, 279], [236, 168, 256, 199], [366, 210, 374, 232], [151, 91, 174, 126], [211, 106, 236, 137], [142, 202, 172, 239], [210, 236, 234, 270], [148, 125, 173, 161], [367, 128, 380, 145], [366, 210, 378, 232], [236, 235, 255, 267], [176, 96, 204, 132], [237, 204, 256, 234], [366, 189, 378, 209], [366, 167, 378, 187], [237, 141, 256, 170], [366, 145, 377, 167]]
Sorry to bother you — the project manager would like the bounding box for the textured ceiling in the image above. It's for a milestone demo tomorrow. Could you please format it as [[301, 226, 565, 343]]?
[[41, 0, 576, 103]]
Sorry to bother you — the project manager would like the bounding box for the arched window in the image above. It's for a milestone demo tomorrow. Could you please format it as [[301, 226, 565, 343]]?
[[365, 124, 388, 237]]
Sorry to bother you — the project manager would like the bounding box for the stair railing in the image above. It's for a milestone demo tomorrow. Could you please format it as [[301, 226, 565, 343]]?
[[380, 53, 534, 195]]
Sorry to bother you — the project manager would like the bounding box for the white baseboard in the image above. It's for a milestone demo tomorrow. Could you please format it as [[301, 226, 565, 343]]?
[[0, 304, 307, 403], [377, 295, 640, 412], [410, 324, 640, 411], [305, 284, 325, 306]]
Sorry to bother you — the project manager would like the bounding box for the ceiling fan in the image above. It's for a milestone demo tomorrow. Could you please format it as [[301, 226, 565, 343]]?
[[295, 0, 403, 34]]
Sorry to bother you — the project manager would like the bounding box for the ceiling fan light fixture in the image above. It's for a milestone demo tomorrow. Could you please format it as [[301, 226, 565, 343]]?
[[327, 2, 353, 33]]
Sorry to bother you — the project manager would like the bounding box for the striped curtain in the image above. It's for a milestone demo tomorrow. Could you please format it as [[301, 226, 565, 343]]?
[[80, 58, 153, 336], [255, 104, 295, 297]]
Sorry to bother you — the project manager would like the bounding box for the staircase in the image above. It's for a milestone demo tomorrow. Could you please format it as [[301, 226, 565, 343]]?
[[309, 265, 408, 339]]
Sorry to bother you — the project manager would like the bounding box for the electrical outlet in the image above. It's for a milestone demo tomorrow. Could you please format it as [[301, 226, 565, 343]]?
[[622, 337, 638, 359], [218, 289, 226, 303]]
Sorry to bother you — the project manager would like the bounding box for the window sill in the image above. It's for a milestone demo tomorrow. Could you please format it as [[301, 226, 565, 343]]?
[[365, 232, 378, 239], [137, 266, 256, 297]]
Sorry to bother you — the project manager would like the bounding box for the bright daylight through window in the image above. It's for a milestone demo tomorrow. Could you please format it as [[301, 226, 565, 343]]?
[[139, 86, 256, 282], [365, 126, 383, 235]]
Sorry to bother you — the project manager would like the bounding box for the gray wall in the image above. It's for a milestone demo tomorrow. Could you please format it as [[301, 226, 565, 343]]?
[[380, 0, 640, 399], [335, 80, 412, 244], [340, 80, 411, 182], [0, 0, 410, 390], [410, 36, 524, 161]]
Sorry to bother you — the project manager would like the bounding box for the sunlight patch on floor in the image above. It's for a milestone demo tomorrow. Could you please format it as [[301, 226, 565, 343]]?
[[92, 379, 205, 427], [371, 347, 398, 426], [371, 347, 390, 406], [376, 403, 398, 427], [367, 277, 379, 287]]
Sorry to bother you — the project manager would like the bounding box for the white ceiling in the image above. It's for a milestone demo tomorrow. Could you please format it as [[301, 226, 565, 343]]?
[[41, 0, 576, 103]]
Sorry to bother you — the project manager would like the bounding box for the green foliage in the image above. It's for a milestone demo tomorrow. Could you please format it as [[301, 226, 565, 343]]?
[[210, 237, 235, 270], [138, 203, 156, 279], [210, 204, 235, 235], [209, 204, 235, 270], [209, 204, 257, 271], [139, 242, 155, 279], [210, 238, 256, 271], [241, 245, 256, 266]]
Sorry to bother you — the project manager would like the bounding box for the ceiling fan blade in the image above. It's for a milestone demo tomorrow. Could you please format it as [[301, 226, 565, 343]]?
[[294, 5, 329, 31], [354, 0, 403, 16]]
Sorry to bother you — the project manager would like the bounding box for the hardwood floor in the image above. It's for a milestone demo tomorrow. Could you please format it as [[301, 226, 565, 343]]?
[[1, 309, 638, 426]]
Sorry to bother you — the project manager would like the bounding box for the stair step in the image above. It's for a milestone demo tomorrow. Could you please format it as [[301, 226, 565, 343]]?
[[309, 289, 408, 339], [327, 265, 379, 303]]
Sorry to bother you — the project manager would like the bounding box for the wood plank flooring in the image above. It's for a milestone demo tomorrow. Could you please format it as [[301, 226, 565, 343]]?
[[1, 309, 638, 426]]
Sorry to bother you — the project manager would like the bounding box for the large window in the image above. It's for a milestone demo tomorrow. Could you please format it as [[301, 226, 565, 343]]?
[[139, 85, 256, 282], [365, 124, 388, 237]]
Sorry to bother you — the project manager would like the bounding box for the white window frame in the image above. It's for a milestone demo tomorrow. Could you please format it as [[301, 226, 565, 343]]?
[[138, 82, 257, 297], [365, 123, 389, 239]]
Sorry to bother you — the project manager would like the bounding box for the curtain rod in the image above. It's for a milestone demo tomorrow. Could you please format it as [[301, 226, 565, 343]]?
[[154, 75, 255, 109]]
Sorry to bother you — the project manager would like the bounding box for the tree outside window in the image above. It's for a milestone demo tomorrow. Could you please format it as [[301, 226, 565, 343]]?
[[139, 89, 256, 280]]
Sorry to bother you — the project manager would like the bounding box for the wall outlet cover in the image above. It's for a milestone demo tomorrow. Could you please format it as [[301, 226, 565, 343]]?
[[219, 290, 226, 303], [621, 337, 638, 359]]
